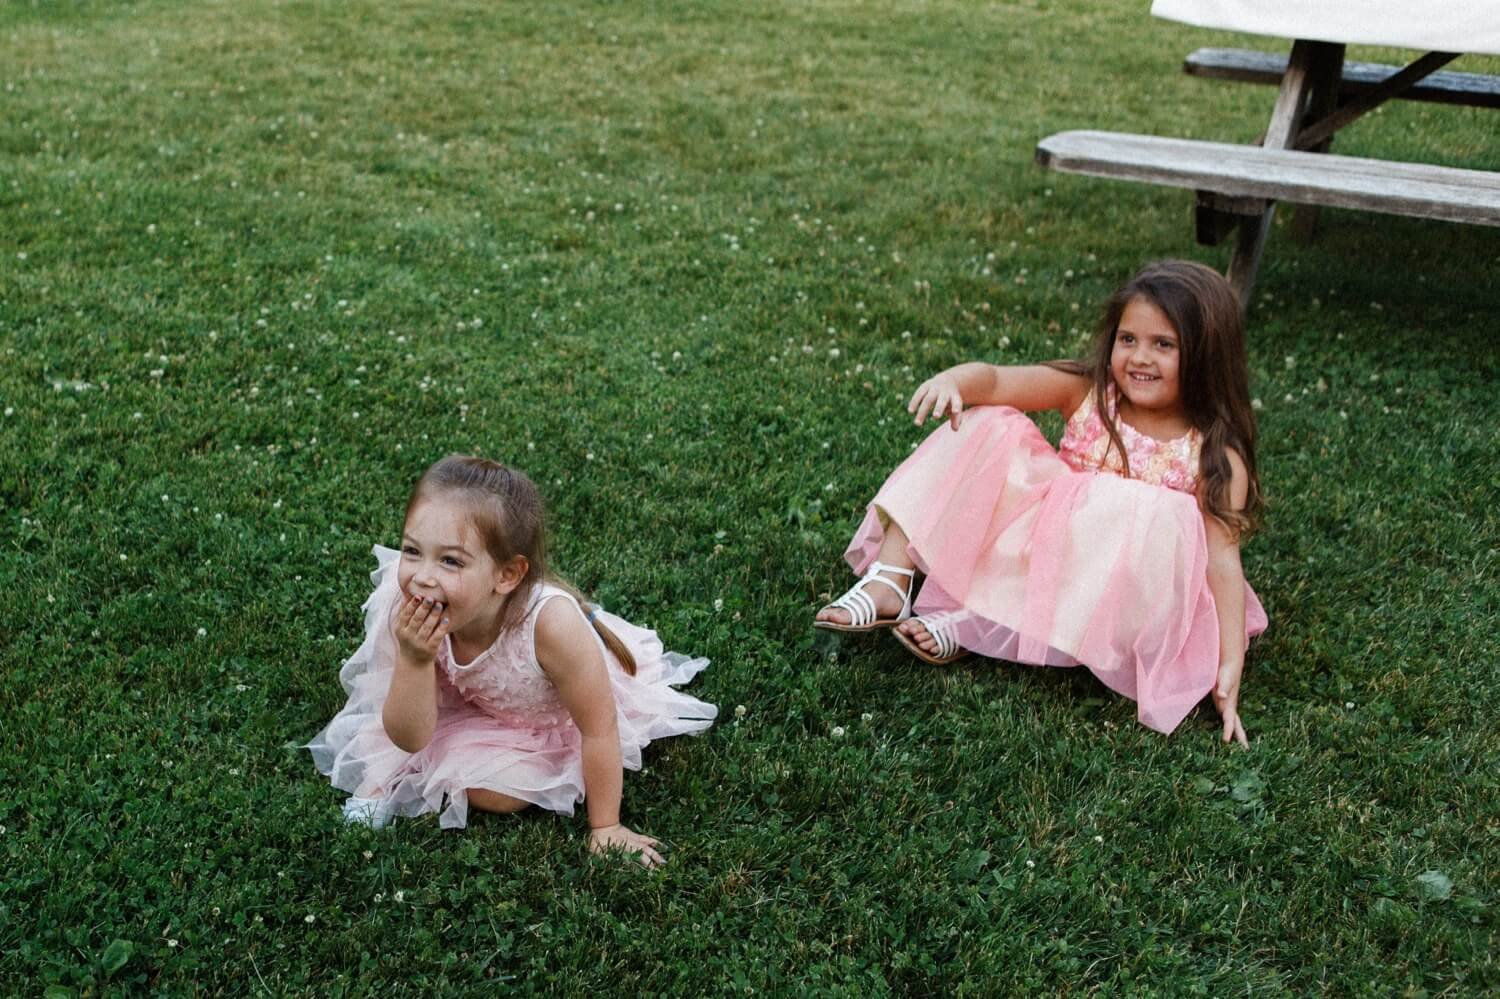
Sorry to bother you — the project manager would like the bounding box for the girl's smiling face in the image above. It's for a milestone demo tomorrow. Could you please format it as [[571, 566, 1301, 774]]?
[[1109, 297, 1185, 420], [397, 496, 524, 643]]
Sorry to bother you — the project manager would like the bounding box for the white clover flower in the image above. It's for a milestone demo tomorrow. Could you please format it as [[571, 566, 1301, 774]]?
[[830, 726, 846, 738], [235, 684, 248, 692], [734, 704, 747, 718], [393, 890, 405, 902], [1345, 702, 1355, 709], [860, 712, 873, 723], [374, 893, 384, 902], [363, 850, 373, 860], [1025, 860, 1035, 868], [304, 914, 315, 924], [196, 627, 206, 638], [1284, 355, 1296, 370], [4, 407, 13, 417], [167, 938, 179, 948], [713, 598, 724, 612], [1251, 398, 1263, 411], [1093, 835, 1104, 844]]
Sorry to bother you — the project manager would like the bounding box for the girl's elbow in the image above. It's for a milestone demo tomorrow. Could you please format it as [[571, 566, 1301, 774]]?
[[382, 712, 432, 753]]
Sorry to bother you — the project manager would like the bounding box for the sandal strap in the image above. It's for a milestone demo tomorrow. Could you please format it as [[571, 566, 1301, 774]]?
[[828, 584, 879, 627], [915, 612, 962, 658], [827, 564, 915, 626]]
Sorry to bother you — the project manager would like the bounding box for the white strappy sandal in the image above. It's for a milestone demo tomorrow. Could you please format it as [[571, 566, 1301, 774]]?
[[813, 561, 915, 633], [893, 610, 970, 666]]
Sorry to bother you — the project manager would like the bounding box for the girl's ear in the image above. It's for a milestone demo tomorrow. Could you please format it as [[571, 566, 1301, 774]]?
[[493, 555, 530, 596]]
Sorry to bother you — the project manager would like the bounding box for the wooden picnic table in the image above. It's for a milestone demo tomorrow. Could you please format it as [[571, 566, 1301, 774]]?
[[1036, 0, 1500, 302]]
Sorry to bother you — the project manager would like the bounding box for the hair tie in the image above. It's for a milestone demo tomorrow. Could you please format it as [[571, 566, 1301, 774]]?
[[586, 608, 598, 624]]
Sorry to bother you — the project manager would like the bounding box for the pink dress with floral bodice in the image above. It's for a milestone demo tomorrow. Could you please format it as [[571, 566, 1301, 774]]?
[[844, 386, 1266, 735], [309, 548, 717, 828]]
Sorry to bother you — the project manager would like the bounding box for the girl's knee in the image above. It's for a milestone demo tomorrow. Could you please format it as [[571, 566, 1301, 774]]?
[[467, 788, 529, 814]]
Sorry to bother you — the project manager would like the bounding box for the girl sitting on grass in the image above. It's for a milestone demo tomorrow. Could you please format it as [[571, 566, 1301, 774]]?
[[309, 456, 716, 866], [815, 260, 1266, 743]]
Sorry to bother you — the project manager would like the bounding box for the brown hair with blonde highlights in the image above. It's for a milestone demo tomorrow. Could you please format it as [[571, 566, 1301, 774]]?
[[404, 455, 637, 674], [1047, 260, 1263, 536]]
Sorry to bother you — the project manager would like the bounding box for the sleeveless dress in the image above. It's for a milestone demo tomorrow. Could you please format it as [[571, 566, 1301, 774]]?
[[307, 546, 717, 828], [844, 391, 1267, 734]]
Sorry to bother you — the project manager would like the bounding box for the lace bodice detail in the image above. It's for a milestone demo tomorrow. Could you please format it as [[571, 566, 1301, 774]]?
[[1058, 387, 1202, 494], [436, 585, 582, 727]]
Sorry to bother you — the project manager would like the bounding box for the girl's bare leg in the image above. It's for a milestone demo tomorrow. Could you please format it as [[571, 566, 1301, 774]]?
[[467, 789, 530, 814], [815, 514, 916, 626]]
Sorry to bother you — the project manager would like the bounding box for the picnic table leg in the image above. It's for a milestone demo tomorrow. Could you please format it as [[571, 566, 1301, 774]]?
[[1226, 40, 1341, 303], [1293, 44, 1348, 243]]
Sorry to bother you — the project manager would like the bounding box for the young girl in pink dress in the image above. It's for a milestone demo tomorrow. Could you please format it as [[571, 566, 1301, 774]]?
[[308, 456, 716, 865], [815, 260, 1266, 744]]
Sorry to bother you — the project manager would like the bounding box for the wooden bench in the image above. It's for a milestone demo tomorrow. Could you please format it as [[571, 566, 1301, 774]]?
[[1035, 128, 1500, 300], [1035, 130, 1500, 227], [1185, 47, 1500, 110]]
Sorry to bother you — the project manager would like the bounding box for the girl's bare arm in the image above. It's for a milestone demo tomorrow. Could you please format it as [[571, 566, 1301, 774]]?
[[1203, 449, 1252, 748], [909, 363, 1091, 429], [536, 599, 664, 866], [381, 595, 449, 752]]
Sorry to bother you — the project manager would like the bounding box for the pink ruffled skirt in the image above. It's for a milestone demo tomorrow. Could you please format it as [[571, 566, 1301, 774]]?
[[845, 406, 1267, 734]]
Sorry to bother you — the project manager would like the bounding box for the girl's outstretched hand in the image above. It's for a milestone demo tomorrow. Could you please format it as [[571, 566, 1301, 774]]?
[[395, 594, 450, 664], [1214, 661, 1250, 748], [909, 372, 965, 429], [589, 823, 664, 868]]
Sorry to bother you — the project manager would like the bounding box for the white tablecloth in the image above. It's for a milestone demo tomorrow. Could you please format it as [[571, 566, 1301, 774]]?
[[1151, 0, 1500, 57]]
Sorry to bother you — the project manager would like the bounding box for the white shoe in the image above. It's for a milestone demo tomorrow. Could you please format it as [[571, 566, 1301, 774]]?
[[342, 796, 396, 829]]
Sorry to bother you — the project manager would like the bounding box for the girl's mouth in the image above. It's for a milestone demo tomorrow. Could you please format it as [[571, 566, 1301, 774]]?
[[1128, 372, 1159, 383]]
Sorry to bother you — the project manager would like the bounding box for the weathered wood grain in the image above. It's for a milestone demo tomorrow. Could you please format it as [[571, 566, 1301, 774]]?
[[1036, 130, 1500, 226]]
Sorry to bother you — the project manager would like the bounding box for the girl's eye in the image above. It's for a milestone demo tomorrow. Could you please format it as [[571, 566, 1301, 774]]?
[[1157, 339, 1176, 350], [442, 557, 463, 568], [402, 546, 419, 556]]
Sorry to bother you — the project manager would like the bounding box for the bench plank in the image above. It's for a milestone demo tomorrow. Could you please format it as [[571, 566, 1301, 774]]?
[[1035, 130, 1500, 226], [1186, 47, 1500, 109]]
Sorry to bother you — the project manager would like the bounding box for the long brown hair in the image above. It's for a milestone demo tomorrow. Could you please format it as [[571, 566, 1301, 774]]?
[[1047, 260, 1262, 536], [405, 455, 637, 674]]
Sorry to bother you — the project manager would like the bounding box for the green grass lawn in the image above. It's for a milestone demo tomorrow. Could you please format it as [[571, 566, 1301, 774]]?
[[2, 0, 1496, 992]]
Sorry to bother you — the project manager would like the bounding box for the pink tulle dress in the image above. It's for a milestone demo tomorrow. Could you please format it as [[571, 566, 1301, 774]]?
[[845, 389, 1267, 734], [307, 546, 717, 828]]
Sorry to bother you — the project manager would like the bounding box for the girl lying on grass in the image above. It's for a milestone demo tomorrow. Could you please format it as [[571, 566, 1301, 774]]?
[[816, 260, 1266, 743], [309, 456, 717, 866]]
